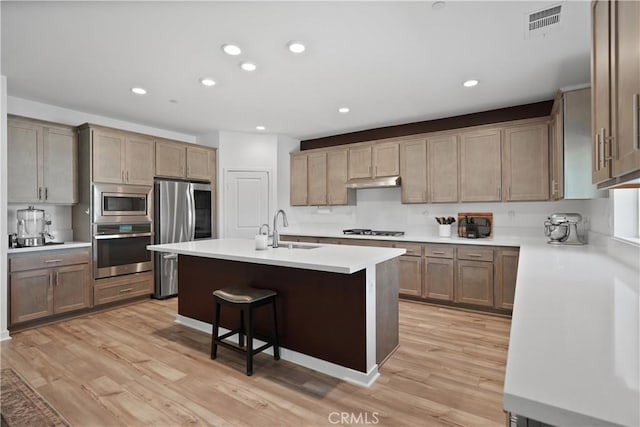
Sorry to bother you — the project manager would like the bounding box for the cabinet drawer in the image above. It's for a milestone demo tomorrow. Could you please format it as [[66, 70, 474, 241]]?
[[456, 246, 494, 262], [392, 242, 422, 257], [424, 245, 454, 259], [9, 249, 91, 272], [345, 239, 394, 248], [94, 272, 152, 306]]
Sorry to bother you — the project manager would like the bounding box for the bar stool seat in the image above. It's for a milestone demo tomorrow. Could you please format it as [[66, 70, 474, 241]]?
[[210, 286, 280, 376]]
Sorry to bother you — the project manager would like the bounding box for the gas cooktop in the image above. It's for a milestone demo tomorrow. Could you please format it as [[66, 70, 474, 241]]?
[[343, 229, 405, 237]]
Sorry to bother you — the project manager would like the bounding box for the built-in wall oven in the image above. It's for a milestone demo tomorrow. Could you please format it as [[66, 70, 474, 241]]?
[[92, 184, 154, 279], [93, 223, 153, 279]]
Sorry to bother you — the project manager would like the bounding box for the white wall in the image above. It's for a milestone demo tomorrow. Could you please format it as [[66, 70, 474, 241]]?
[[584, 194, 613, 236], [1, 76, 9, 340], [8, 96, 196, 143], [216, 131, 280, 237], [277, 134, 300, 211]]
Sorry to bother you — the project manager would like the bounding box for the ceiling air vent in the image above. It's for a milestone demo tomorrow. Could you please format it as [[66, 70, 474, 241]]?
[[525, 4, 562, 38]]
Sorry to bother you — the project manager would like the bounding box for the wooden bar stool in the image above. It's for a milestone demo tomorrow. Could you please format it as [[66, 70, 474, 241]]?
[[210, 286, 280, 376]]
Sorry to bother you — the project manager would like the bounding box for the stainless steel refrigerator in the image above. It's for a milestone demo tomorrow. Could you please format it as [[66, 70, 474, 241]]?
[[153, 179, 213, 298]]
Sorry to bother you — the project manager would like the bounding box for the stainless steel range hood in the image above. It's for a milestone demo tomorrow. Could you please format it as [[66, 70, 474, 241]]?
[[346, 176, 401, 189]]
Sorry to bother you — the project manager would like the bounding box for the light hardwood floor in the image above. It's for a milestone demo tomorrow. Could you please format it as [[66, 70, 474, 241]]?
[[1, 299, 511, 426]]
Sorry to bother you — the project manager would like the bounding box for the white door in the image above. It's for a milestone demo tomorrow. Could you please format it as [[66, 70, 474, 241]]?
[[224, 170, 270, 239]]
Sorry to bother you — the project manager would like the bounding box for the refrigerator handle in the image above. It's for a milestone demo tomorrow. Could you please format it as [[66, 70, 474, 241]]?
[[187, 184, 196, 241]]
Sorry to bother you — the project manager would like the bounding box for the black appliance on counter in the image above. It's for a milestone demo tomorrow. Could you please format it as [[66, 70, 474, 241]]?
[[458, 217, 491, 238], [343, 229, 405, 237]]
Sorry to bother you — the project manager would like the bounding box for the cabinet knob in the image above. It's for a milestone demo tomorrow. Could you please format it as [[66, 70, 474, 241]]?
[[38, 187, 42, 200]]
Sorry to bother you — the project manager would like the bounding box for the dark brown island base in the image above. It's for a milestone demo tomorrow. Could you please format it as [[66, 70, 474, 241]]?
[[147, 238, 405, 386]]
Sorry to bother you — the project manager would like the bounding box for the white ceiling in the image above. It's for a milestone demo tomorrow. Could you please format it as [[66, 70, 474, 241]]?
[[1, 1, 591, 141]]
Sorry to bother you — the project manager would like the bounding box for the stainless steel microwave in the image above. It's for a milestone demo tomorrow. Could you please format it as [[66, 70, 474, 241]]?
[[93, 183, 153, 223]]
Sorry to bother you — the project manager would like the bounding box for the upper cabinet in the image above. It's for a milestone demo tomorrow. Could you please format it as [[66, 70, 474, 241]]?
[[8, 116, 77, 204], [308, 151, 328, 205], [348, 141, 399, 180], [290, 153, 308, 206], [427, 135, 459, 203], [326, 148, 350, 205], [459, 129, 502, 202], [92, 128, 154, 185], [502, 121, 549, 201], [400, 139, 428, 203], [290, 148, 353, 206], [155, 139, 216, 181], [591, 0, 640, 185]]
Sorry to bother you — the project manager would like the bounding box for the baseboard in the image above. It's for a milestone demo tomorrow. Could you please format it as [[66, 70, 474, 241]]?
[[0, 329, 12, 341], [175, 314, 380, 388]]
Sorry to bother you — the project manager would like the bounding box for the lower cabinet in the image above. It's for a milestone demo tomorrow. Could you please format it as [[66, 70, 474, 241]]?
[[399, 256, 422, 296], [495, 249, 520, 310], [282, 235, 519, 314], [9, 248, 92, 326], [424, 257, 454, 301], [455, 260, 494, 307], [94, 271, 153, 306]]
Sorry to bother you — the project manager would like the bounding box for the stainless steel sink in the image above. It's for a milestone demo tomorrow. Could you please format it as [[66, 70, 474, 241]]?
[[275, 243, 320, 249]]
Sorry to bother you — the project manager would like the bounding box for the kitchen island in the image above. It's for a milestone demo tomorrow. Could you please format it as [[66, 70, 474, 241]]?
[[147, 238, 405, 387]]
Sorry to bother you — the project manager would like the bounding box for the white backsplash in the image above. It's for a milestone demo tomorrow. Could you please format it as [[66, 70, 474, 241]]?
[[287, 187, 592, 237], [7, 204, 74, 242]]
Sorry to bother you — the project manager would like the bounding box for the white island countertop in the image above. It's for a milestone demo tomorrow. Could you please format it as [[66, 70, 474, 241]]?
[[147, 238, 405, 274]]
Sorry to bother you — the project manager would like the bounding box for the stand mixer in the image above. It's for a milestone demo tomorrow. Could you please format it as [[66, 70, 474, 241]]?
[[544, 213, 585, 245]]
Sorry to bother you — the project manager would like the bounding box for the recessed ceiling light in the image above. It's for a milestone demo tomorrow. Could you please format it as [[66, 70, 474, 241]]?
[[131, 87, 147, 95], [169, 99, 178, 104], [338, 107, 350, 114], [463, 79, 479, 87], [240, 62, 257, 72], [432, 1, 446, 10], [287, 41, 306, 54], [222, 44, 242, 56], [199, 77, 216, 87], [256, 126, 266, 131]]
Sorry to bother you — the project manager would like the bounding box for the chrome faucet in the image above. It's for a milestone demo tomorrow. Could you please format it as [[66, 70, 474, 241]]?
[[272, 209, 289, 248]]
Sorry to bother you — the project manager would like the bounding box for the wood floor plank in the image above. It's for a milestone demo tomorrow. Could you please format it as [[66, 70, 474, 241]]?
[[1, 299, 511, 426]]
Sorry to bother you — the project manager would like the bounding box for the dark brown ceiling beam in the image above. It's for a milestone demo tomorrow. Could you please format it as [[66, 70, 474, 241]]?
[[301, 100, 553, 151]]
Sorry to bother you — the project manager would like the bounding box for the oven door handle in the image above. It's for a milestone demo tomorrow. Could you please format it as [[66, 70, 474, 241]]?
[[94, 232, 153, 240]]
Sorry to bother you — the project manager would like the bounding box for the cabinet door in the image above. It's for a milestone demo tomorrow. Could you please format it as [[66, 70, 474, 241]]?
[[187, 146, 214, 180], [348, 145, 373, 179], [424, 257, 454, 301], [125, 135, 154, 185], [290, 154, 308, 206], [93, 129, 125, 183], [8, 119, 41, 203], [612, 0, 640, 177], [459, 129, 502, 202], [10, 269, 53, 325], [428, 135, 459, 203], [400, 140, 427, 203], [549, 109, 564, 200], [399, 255, 422, 297], [156, 139, 186, 178], [307, 152, 327, 205], [502, 122, 549, 201], [54, 264, 92, 314], [455, 260, 494, 307], [373, 142, 400, 177], [43, 126, 77, 204], [327, 149, 349, 205], [495, 249, 519, 310], [591, 0, 612, 183]]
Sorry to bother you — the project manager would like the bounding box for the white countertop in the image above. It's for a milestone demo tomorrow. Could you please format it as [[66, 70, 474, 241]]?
[[147, 238, 405, 274], [7, 242, 92, 254], [276, 225, 640, 426], [281, 227, 525, 247], [504, 240, 639, 427]]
